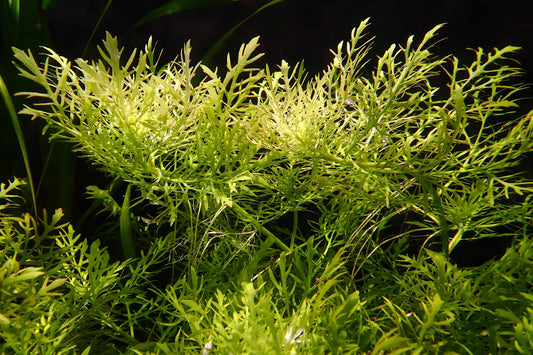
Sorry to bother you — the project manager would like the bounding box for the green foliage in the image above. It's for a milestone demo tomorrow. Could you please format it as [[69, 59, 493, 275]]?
[[152, 246, 362, 354], [2, 176, 533, 353], [1, 0, 73, 221], [357, 234, 533, 354], [0, 179, 87, 354], [0, 178, 178, 353], [0, 75, 37, 216], [3, 19, 533, 353], [1, 0, 282, 234], [13, 19, 533, 262]]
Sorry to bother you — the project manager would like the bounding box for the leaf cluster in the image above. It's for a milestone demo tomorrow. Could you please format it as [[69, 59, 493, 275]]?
[[3, 19, 533, 353], [2, 180, 533, 353], [13, 19, 533, 263]]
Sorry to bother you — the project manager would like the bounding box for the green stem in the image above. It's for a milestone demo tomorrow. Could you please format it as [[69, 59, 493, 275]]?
[[231, 201, 290, 253], [120, 184, 135, 259], [416, 174, 450, 258], [82, 0, 113, 58], [0, 74, 38, 218]]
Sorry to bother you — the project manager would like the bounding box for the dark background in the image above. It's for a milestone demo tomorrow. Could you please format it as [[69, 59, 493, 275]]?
[[46, 0, 533, 84]]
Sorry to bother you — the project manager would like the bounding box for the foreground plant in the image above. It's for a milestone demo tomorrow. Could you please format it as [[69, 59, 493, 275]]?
[[0, 178, 192, 353], [1, 180, 533, 353]]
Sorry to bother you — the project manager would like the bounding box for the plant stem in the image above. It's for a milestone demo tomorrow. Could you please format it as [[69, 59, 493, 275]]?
[[0, 74, 38, 219], [416, 174, 450, 258], [120, 184, 135, 259], [231, 201, 290, 252]]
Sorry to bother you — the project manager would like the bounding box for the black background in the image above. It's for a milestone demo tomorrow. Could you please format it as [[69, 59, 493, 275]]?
[[46, 0, 533, 86]]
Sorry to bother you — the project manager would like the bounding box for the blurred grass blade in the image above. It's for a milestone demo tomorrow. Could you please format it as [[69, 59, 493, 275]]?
[[0, 74, 37, 216], [82, 0, 113, 57], [0, 0, 19, 47], [202, 0, 284, 65], [131, 0, 232, 30], [41, 0, 56, 11], [9, 0, 20, 25], [120, 184, 135, 259]]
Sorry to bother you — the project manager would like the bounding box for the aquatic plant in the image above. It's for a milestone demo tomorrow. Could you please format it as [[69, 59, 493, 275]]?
[[13, 19, 533, 263], [2, 19, 533, 353]]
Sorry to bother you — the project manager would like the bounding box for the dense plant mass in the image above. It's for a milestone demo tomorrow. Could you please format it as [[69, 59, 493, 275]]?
[[2, 19, 532, 353]]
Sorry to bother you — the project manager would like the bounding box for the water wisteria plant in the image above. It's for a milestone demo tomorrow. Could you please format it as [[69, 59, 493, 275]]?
[[13, 19, 533, 265], [3, 18, 533, 353]]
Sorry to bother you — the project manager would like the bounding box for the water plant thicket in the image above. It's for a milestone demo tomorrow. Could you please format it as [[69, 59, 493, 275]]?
[[1, 19, 533, 353]]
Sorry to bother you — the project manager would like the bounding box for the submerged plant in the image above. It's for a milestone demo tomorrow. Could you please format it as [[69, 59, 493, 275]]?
[[12, 19, 533, 265], [2, 176, 533, 353]]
